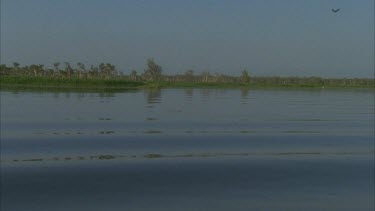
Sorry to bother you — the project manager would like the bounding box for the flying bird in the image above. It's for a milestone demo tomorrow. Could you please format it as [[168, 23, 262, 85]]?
[[331, 9, 340, 13]]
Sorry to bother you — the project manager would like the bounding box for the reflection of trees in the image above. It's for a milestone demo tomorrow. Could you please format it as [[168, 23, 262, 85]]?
[[240, 88, 250, 104], [53, 92, 60, 99], [98, 92, 115, 98], [77, 93, 86, 99], [240, 88, 249, 98], [11, 90, 19, 95], [48, 92, 118, 99], [144, 89, 161, 105], [184, 89, 193, 100], [64, 92, 71, 99], [200, 89, 211, 100]]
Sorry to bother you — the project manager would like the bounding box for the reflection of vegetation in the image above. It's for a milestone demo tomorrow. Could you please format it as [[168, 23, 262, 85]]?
[[184, 88, 193, 98], [144, 154, 162, 158], [98, 131, 115, 134], [22, 158, 43, 162], [239, 130, 256, 134], [98, 92, 115, 98], [94, 155, 116, 160], [200, 89, 211, 99], [287, 118, 337, 122], [6, 151, 369, 164], [145, 117, 158, 121], [144, 89, 161, 105], [277, 152, 321, 155], [240, 88, 249, 98], [283, 130, 320, 134], [143, 130, 162, 134], [98, 118, 112, 121], [1, 59, 373, 89]]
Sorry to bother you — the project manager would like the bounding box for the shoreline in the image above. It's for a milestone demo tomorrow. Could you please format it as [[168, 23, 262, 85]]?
[[1, 75, 374, 91]]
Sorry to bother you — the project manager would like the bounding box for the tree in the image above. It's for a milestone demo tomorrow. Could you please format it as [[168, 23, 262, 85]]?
[[77, 62, 85, 78], [0, 64, 10, 75], [200, 71, 210, 83], [142, 58, 162, 81], [12, 62, 20, 74], [29, 64, 44, 76], [240, 69, 250, 83], [88, 65, 98, 78], [129, 69, 138, 81], [64, 62, 73, 77], [53, 62, 60, 71], [99, 62, 116, 78], [12, 62, 20, 69], [184, 69, 194, 82], [53, 62, 60, 76]]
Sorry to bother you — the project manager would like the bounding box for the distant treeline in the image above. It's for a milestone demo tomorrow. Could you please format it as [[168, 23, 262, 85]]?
[[1, 59, 374, 87]]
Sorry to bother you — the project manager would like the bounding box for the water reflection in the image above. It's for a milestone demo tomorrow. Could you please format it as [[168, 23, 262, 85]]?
[[1, 88, 373, 211], [98, 92, 115, 98], [144, 89, 161, 107], [199, 89, 211, 100], [214, 89, 227, 97], [5, 150, 371, 164], [2, 88, 373, 137], [64, 92, 71, 99], [48, 92, 119, 99], [53, 92, 60, 98], [10, 90, 20, 95], [240, 88, 249, 98], [184, 89, 194, 101], [240, 88, 250, 104]]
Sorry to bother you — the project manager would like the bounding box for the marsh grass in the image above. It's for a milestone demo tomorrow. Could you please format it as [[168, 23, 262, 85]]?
[[142, 81, 374, 89], [2, 75, 373, 91], [0, 75, 144, 89], [6, 150, 371, 163], [144, 154, 163, 158]]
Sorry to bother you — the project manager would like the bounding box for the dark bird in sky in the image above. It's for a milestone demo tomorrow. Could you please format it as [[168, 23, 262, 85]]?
[[332, 9, 340, 13]]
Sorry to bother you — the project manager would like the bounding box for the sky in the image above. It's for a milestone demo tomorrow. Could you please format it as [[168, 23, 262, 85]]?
[[1, 0, 374, 77]]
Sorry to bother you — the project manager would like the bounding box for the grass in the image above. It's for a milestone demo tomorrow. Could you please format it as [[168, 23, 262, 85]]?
[[5, 150, 369, 163], [144, 154, 163, 158], [1, 75, 374, 91], [0, 75, 144, 90], [143, 81, 375, 89]]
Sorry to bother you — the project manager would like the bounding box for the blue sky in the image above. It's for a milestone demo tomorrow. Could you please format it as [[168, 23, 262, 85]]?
[[1, 0, 374, 77]]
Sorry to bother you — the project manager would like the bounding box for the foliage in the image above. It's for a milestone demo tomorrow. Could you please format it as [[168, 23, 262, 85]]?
[[240, 69, 250, 83], [142, 58, 162, 81], [1, 60, 374, 89]]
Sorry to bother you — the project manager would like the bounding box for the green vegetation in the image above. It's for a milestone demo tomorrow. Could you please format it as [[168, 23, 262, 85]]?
[[8, 151, 364, 164], [144, 154, 163, 158], [0, 75, 144, 88], [1, 59, 374, 90]]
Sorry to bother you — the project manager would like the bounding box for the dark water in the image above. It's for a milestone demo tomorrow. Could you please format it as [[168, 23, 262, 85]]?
[[1, 88, 374, 211]]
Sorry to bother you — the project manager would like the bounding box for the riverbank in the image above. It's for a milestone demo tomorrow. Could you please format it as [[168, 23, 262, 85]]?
[[143, 81, 374, 89], [1, 75, 374, 90]]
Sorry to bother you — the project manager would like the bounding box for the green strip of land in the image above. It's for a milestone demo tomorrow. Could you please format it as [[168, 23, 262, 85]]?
[[1, 75, 373, 91], [0, 75, 144, 91], [1, 60, 374, 90]]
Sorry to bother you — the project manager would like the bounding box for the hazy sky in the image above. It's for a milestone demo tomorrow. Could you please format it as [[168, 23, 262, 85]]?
[[1, 0, 374, 77]]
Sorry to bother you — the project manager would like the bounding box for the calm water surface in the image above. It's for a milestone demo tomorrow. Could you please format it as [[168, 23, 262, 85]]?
[[1, 88, 374, 211]]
